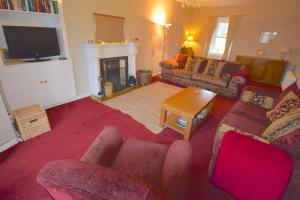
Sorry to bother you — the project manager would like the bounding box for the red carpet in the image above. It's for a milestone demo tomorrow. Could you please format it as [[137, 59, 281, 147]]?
[[0, 92, 236, 199]]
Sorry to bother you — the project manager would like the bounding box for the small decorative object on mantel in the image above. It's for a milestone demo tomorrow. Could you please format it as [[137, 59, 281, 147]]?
[[87, 40, 95, 44], [13, 104, 51, 141]]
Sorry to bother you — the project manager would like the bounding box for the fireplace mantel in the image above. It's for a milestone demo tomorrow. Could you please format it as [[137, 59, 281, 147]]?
[[83, 43, 138, 95]]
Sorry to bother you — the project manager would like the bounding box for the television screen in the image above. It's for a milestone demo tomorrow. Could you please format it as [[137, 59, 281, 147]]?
[[3, 26, 60, 60]]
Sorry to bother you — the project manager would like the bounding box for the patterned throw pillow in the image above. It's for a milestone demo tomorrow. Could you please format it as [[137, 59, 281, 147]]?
[[266, 91, 300, 122], [160, 60, 178, 69], [192, 58, 204, 74], [184, 57, 196, 72], [241, 91, 274, 109], [221, 74, 231, 82], [203, 60, 226, 78], [175, 54, 189, 69], [262, 108, 300, 141]]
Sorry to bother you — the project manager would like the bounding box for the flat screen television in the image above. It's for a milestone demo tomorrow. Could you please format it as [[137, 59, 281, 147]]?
[[3, 26, 60, 62]]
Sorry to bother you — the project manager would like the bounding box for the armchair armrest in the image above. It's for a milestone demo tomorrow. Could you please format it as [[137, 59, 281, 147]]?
[[161, 140, 192, 200], [37, 159, 162, 200], [80, 126, 122, 167], [159, 59, 178, 69], [240, 86, 280, 109], [211, 131, 293, 200]]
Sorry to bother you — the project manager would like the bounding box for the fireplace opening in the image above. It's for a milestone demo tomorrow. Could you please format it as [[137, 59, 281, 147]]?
[[99, 56, 129, 94]]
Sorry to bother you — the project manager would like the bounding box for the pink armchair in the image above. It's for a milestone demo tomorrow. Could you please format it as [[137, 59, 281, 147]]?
[[37, 126, 193, 200]]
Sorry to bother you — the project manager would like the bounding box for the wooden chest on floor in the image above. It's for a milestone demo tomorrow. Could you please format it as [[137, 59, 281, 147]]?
[[13, 104, 51, 141]]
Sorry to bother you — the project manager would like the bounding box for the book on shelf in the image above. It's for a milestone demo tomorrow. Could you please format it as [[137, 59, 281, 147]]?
[[34, 0, 40, 12], [0, 0, 59, 14]]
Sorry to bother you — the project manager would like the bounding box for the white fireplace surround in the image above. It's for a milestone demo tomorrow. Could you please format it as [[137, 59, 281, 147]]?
[[83, 43, 138, 95]]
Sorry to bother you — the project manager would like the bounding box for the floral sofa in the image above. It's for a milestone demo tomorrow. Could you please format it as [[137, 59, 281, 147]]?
[[159, 54, 250, 99], [210, 82, 300, 199]]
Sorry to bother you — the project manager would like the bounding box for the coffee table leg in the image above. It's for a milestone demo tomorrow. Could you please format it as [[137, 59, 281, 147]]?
[[160, 106, 167, 127], [184, 117, 193, 141]]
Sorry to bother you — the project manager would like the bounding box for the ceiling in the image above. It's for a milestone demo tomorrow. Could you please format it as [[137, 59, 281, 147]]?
[[178, 0, 300, 7]]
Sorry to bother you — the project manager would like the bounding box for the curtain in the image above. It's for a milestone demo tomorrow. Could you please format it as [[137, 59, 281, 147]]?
[[222, 15, 242, 60], [204, 16, 217, 57]]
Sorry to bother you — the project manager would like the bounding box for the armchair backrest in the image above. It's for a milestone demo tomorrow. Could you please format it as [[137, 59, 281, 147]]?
[[81, 126, 122, 167]]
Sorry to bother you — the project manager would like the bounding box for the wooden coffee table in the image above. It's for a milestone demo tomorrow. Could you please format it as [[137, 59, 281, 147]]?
[[160, 86, 217, 140]]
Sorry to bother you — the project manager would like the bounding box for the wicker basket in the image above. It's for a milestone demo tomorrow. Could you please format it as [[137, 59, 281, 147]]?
[[13, 104, 51, 141], [137, 70, 152, 85]]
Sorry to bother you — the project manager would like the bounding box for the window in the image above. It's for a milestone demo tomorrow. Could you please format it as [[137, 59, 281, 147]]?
[[208, 17, 230, 59]]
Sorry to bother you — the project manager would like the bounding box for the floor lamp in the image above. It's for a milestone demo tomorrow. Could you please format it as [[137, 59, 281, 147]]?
[[162, 23, 172, 61]]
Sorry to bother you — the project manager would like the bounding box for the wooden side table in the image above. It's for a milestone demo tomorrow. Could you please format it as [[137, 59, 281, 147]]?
[[160, 86, 216, 140]]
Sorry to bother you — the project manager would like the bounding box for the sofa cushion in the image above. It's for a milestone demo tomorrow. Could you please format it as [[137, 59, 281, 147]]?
[[223, 101, 271, 135], [262, 108, 300, 141], [266, 91, 300, 122], [174, 69, 193, 79], [191, 73, 227, 87], [198, 59, 208, 73], [112, 139, 168, 188], [211, 131, 293, 200], [159, 60, 178, 69], [184, 56, 196, 72], [272, 82, 300, 109], [221, 62, 242, 77], [175, 54, 189, 69], [241, 90, 274, 110], [271, 129, 300, 160], [192, 57, 205, 74], [203, 60, 227, 78]]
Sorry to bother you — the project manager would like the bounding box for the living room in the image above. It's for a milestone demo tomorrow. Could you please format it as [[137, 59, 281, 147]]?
[[0, 0, 299, 199]]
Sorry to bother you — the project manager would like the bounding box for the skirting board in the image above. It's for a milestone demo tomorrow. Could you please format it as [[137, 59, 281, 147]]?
[[44, 93, 91, 109], [0, 137, 18, 152]]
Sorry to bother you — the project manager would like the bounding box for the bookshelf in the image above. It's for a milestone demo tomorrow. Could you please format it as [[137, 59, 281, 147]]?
[[0, 8, 59, 16], [0, 0, 59, 15], [0, 0, 76, 111]]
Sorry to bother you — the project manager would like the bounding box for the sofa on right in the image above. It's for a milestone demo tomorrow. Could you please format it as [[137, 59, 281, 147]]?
[[210, 81, 300, 199]]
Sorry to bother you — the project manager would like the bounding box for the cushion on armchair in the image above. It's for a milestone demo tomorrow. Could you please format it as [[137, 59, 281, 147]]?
[[211, 131, 293, 200]]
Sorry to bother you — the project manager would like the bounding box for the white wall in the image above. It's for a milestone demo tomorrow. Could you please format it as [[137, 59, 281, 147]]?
[[189, 4, 300, 70], [62, 0, 191, 95]]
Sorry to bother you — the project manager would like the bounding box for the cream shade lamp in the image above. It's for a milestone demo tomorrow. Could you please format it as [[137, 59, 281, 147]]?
[[280, 45, 291, 60]]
